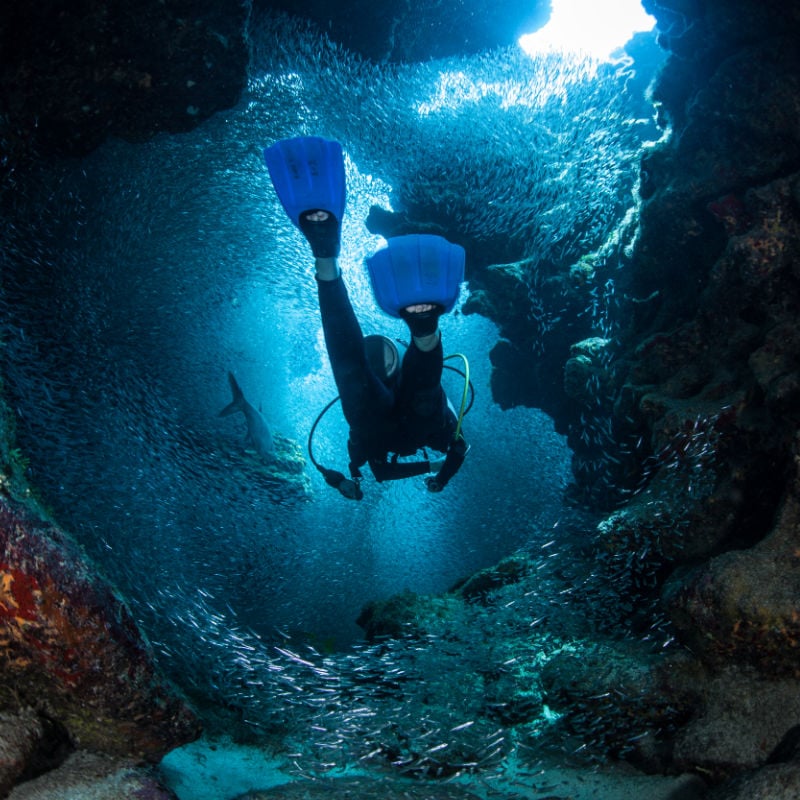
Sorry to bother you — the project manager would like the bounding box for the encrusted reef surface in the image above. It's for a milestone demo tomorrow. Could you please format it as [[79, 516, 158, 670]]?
[[463, 0, 800, 512], [354, 474, 800, 795], [0, 492, 200, 794], [212, 433, 313, 503], [0, 327, 201, 798], [571, 7, 800, 786]]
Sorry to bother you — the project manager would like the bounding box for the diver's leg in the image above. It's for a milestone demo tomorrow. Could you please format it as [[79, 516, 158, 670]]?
[[397, 306, 458, 451], [314, 255, 340, 281], [397, 305, 446, 419], [399, 336, 444, 407], [315, 260, 392, 427], [399, 305, 445, 389]]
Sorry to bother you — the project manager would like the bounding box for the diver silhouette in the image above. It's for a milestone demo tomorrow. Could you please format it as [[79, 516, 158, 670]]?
[[265, 136, 469, 500]]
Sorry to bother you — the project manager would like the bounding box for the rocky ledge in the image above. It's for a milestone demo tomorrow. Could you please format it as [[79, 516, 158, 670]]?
[[0, 493, 200, 794]]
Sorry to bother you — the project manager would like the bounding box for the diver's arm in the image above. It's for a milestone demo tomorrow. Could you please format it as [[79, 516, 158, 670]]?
[[425, 435, 469, 492]]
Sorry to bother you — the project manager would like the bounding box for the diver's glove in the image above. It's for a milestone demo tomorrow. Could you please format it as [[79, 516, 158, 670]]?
[[425, 475, 445, 493], [298, 210, 341, 259], [426, 436, 469, 492], [319, 466, 363, 500], [399, 304, 444, 338], [425, 456, 446, 492]]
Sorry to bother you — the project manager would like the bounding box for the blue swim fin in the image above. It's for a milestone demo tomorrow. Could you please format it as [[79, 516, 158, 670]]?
[[366, 234, 465, 318], [264, 136, 346, 228]]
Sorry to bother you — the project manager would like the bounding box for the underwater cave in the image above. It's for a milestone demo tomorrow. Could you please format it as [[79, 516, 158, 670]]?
[[2, 0, 800, 798]]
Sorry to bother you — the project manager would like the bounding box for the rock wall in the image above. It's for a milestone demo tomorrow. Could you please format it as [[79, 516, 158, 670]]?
[[0, 6, 223, 790], [461, 0, 800, 517], [0, 0, 250, 162], [504, 0, 800, 788], [610, 0, 800, 664], [537, 0, 800, 786]]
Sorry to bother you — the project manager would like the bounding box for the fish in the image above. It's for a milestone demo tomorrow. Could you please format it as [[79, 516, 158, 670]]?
[[219, 372, 275, 459]]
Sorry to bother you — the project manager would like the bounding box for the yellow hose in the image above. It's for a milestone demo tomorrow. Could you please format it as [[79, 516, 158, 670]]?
[[444, 352, 470, 440]]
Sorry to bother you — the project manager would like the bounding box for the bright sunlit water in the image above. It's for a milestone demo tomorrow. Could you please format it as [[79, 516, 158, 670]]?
[[520, 0, 656, 60]]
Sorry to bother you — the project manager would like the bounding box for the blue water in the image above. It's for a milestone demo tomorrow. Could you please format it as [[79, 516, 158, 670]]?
[[0, 10, 664, 787]]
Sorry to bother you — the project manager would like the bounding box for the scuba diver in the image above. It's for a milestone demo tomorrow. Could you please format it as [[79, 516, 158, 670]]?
[[264, 136, 469, 500]]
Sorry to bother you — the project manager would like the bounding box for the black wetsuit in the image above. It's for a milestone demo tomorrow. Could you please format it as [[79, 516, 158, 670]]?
[[317, 276, 465, 486]]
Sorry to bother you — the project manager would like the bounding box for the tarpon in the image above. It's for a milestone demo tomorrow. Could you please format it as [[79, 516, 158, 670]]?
[[219, 372, 274, 459]]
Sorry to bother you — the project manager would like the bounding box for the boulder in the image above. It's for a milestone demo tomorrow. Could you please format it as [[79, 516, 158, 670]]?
[[663, 447, 800, 677], [7, 751, 177, 800], [673, 667, 800, 780], [540, 640, 702, 770], [709, 762, 800, 800], [0, 709, 46, 797], [0, 494, 200, 763], [236, 775, 482, 799], [356, 589, 463, 642]]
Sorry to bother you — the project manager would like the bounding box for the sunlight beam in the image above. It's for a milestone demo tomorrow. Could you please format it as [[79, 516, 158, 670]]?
[[519, 0, 656, 61]]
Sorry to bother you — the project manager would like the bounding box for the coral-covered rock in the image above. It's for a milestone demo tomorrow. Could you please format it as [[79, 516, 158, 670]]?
[[237, 776, 482, 799], [540, 640, 702, 769], [356, 589, 462, 641], [672, 666, 800, 780], [464, 258, 592, 435], [562, 3, 800, 510], [663, 447, 800, 677], [563, 338, 613, 405], [463, 260, 535, 345], [448, 554, 530, 603], [211, 433, 312, 503], [0, 495, 200, 761], [708, 761, 800, 800]]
